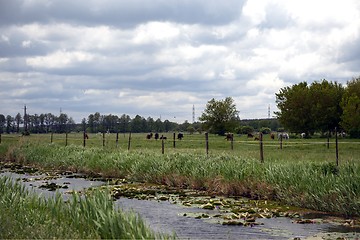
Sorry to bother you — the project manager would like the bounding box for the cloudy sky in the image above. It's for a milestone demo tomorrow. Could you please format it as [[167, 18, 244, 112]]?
[[1, 0, 359, 123]]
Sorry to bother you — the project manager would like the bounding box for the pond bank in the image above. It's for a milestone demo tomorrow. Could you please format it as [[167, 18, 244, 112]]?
[[1, 162, 360, 239]]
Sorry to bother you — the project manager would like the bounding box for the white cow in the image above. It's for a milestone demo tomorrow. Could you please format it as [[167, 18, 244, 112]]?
[[278, 132, 289, 140]]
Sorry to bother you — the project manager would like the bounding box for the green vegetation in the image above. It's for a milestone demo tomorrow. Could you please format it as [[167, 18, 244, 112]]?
[[199, 97, 239, 135], [2, 133, 360, 217], [0, 176, 173, 239], [276, 77, 360, 137]]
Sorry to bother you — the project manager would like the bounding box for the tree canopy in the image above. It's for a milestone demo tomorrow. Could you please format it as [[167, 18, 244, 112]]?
[[275, 79, 349, 136], [341, 77, 360, 137], [199, 97, 239, 135]]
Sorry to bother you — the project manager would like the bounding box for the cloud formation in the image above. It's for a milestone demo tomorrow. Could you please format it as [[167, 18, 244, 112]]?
[[0, 0, 359, 123]]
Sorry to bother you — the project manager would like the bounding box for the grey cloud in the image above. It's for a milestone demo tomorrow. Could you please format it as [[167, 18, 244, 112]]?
[[0, 0, 246, 28]]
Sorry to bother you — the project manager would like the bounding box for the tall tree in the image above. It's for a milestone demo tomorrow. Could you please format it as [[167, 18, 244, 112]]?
[[309, 80, 344, 134], [275, 82, 313, 134], [0, 114, 5, 133], [6, 115, 13, 133], [14, 113, 22, 133], [341, 77, 360, 137], [199, 97, 239, 135]]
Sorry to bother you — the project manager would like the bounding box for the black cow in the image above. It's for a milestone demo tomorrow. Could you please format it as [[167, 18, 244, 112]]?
[[160, 135, 167, 140], [154, 133, 159, 140], [146, 133, 153, 139], [177, 132, 184, 140]]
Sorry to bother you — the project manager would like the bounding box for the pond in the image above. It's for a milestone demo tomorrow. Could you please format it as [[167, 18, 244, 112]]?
[[1, 165, 359, 240]]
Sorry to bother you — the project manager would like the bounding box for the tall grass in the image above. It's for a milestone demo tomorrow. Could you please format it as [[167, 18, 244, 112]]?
[[5, 140, 360, 216], [0, 176, 174, 239]]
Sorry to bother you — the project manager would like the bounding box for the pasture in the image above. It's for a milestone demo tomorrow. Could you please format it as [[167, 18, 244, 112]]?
[[1, 132, 359, 164], [1, 132, 360, 217]]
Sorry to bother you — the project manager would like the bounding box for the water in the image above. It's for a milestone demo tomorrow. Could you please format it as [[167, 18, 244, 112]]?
[[1, 170, 359, 239]]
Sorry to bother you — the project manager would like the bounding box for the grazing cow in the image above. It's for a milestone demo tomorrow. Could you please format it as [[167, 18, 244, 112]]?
[[160, 135, 167, 140], [146, 132, 153, 139], [300, 132, 306, 138], [270, 133, 275, 140], [225, 133, 233, 141], [278, 133, 289, 140], [254, 136, 260, 141], [247, 133, 254, 138], [154, 133, 159, 140], [177, 132, 184, 140], [85, 133, 89, 139]]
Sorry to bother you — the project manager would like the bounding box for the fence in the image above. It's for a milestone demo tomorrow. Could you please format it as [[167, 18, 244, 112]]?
[[0, 132, 359, 165]]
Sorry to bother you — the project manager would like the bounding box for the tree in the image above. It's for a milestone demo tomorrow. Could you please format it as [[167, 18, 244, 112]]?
[[199, 97, 239, 135], [309, 80, 344, 135], [275, 80, 344, 135], [6, 115, 13, 133], [341, 77, 360, 137], [14, 113, 22, 133], [275, 82, 313, 134], [0, 114, 5, 133]]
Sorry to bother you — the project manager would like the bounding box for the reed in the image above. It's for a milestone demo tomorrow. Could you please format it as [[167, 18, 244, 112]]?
[[0, 176, 174, 239]]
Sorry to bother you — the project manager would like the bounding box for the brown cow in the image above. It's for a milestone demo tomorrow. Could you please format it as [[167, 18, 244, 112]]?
[[225, 133, 233, 141]]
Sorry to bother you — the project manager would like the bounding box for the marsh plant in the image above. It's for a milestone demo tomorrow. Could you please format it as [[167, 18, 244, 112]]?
[[0, 176, 174, 239]]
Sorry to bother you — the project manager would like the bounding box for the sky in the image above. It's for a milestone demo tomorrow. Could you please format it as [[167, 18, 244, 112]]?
[[1, 0, 360, 123]]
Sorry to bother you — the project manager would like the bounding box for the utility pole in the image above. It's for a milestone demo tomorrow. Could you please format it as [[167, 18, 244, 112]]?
[[192, 105, 195, 123]]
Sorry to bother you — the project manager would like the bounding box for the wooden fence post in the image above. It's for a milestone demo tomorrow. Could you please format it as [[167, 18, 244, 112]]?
[[65, 132, 68, 146], [162, 135, 165, 154], [0, 133, 1, 144], [102, 132, 105, 147], [127, 132, 131, 151], [335, 127, 339, 166], [260, 132, 264, 163], [279, 134, 283, 150], [231, 133, 234, 150], [173, 132, 176, 148], [327, 131, 330, 149], [116, 132, 119, 148], [205, 132, 209, 156], [50, 132, 53, 143], [83, 131, 86, 147]]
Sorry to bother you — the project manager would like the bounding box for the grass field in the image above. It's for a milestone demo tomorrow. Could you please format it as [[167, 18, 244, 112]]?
[[1, 132, 359, 164], [1, 132, 360, 217]]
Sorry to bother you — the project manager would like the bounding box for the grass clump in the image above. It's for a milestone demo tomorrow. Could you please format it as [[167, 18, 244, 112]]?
[[0, 176, 174, 239]]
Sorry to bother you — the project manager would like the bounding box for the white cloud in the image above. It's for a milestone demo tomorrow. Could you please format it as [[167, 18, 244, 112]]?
[[26, 50, 94, 68]]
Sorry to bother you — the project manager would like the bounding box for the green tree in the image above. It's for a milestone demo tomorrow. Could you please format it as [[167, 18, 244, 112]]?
[[341, 77, 360, 137], [309, 80, 344, 134], [199, 97, 239, 135], [14, 113, 22, 133], [275, 82, 313, 134], [276, 80, 344, 135], [0, 114, 5, 133]]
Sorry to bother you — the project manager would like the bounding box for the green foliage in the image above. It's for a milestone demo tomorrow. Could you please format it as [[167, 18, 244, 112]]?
[[199, 97, 239, 135], [275, 80, 344, 135], [260, 127, 271, 134], [236, 125, 254, 134], [341, 77, 360, 137]]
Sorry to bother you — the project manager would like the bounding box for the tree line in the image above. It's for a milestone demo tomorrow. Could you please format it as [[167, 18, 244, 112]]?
[[0, 111, 201, 134]]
